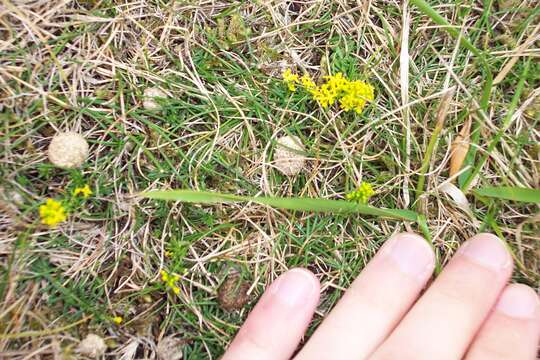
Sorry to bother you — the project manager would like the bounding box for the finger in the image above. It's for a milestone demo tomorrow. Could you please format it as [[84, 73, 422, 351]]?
[[222, 268, 320, 360], [295, 233, 435, 359], [372, 233, 513, 360], [465, 284, 540, 360]]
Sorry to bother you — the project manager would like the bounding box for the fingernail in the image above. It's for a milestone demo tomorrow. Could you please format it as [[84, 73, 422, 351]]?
[[496, 285, 539, 319], [382, 233, 435, 280], [459, 233, 512, 271], [270, 268, 319, 307]]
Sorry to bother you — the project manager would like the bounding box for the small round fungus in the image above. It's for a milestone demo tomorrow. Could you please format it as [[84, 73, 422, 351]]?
[[143, 87, 167, 110], [47, 132, 89, 169], [77, 334, 106, 358], [273, 135, 306, 176]]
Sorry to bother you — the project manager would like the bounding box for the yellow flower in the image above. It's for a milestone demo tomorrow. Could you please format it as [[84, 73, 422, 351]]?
[[39, 199, 67, 227], [283, 68, 299, 92], [307, 72, 374, 113], [112, 316, 123, 325], [73, 184, 92, 198], [325, 72, 348, 94], [339, 80, 374, 113], [346, 182, 375, 204], [160, 269, 181, 295], [300, 74, 316, 91], [311, 83, 338, 109], [160, 269, 169, 282]]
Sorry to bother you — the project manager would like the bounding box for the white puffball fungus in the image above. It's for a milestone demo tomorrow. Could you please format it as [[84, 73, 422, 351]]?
[[47, 132, 89, 169], [273, 135, 306, 176], [77, 334, 107, 358], [143, 87, 167, 110], [156, 336, 184, 360]]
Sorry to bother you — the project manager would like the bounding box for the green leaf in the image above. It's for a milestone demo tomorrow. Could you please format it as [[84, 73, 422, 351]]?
[[475, 187, 540, 203], [141, 190, 418, 221]]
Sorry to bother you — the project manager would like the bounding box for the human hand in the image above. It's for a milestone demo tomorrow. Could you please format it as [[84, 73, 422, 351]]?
[[222, 233, 540, 359]]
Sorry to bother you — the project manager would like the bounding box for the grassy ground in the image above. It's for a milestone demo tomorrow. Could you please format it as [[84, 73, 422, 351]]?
[[1, 0, 539, 358]]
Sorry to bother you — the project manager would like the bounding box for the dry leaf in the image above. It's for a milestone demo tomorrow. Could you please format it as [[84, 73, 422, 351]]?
[[273, 135, 306, 176], [435, 87, 455, 130], [440, 182, 472, 217], [449, 118, 471, 179]]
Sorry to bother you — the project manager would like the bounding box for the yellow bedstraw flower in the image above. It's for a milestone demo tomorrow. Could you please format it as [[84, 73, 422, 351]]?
[[39, 199, 67, 227], [160, 270, 181, 295], [324, 72, 348, 94], [73, 184, 92, 198], [301, 74, 316, 91], [311, 83, 337, 109], [339, 80, 374, 113], [283, 68, 300, 92], [346, 182, 375, 204], [112, 316, 123, 325], [285, 70, 374, 113], [304, 72, 374, 113]]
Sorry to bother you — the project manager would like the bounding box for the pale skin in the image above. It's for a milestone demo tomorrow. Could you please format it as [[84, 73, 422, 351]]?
[[222, 233, 540, 360]]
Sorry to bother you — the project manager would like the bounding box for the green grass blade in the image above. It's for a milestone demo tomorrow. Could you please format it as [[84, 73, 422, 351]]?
[[141, 190, 419, 221], [475, 187, 540, 203], [410, 0, 481, 57], [143, 190, 246, 203]]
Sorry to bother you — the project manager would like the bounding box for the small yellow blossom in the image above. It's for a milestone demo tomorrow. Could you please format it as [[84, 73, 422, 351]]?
[[284, 70, 373, 113], [346, 182, 375, 204], [160, 269, 181, 295], [73, 184, 92, 198], [311, 83, 338, 109], [324, 72, 348, 94], [39, 199, 67, 227], [283, 68, 299, 92], [339, 80, 374, 113], [300, 74, 316, 91], [112, 316, 123, 325]]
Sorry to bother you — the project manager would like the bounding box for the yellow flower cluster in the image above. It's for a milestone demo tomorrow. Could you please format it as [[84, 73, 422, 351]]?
[[160, 269, 181, 295], [300, 74, 316, 91], [112, 316, 123, 325], [282, 69, 299, 92], [338, 80, 375, 113], [73, 184, 92, 198], [282, 69, 374, 113], [346, 182, 375, 204], [39, 199, 67, 227]]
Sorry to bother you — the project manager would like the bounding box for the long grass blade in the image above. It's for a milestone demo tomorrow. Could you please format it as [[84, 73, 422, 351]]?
[[475, 187, 540, 204], [141, 190, 419, 221]]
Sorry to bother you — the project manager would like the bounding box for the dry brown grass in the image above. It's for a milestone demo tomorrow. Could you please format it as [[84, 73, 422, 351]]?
[[1, 0, 539, 358]]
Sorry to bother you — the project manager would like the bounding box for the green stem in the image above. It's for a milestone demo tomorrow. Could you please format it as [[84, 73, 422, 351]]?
[[0, 316, 92, 340], [415, 121, 443, 202]]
